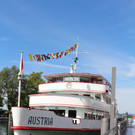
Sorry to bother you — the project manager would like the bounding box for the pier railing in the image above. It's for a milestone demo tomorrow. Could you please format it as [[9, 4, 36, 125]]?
[[117, 120, 128, 135], [103, 119, 128, 135], [103, 126, 118, 135]]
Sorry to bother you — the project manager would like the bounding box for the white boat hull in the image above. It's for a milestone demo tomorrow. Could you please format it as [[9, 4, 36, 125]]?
[[11, 107, 101, 135]]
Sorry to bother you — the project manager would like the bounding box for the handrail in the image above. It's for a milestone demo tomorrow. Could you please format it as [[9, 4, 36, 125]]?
[[103, 126, 118, 135], [118, 120, 128, 135], [103, 119, 128, 135]]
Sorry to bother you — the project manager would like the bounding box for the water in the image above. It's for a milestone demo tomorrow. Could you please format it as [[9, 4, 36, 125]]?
[[0, 122, 13, 135], [0, 123, 8, 135], [125, 126, 135, 135]]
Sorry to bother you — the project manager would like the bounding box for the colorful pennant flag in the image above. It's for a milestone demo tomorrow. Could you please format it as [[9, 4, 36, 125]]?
[[29, 54, 33, 61], [29, 43, 77, 61]]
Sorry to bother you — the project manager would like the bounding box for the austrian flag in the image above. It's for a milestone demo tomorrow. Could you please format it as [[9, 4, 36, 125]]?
[[19, 51, 23, 74]]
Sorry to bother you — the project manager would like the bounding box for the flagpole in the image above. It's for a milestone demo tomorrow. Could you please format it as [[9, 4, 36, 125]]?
[[74, 40, 79, 73], [18, 51, 23, 107]]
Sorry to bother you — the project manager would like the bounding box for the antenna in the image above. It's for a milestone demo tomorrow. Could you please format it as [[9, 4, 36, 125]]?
[[69, 40, 88, 73]]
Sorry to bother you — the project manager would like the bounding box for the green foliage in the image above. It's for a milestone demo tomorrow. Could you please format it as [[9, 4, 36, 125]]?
[[0, 65, 19, 110], [21, 72, 45, 107], [0, 66, 45, 111], [0, 96, 3, 107], [0, 109, 9, 117]]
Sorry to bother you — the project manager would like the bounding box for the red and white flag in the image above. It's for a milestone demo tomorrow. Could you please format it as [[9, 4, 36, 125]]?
[[19, 51, 23, 74]]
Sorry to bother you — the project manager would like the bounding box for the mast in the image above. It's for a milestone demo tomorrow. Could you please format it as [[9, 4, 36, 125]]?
[[70, 40, 88, 73], [74, 41, 79, 73], [18, 51, 23, 107]]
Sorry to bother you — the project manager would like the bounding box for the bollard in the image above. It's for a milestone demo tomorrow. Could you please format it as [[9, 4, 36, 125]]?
[[101, 118, 109, 135], [118, 123, 121, 135]]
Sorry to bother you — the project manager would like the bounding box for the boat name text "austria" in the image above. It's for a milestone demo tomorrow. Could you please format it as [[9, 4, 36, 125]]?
[[28, 116, 53, 125]]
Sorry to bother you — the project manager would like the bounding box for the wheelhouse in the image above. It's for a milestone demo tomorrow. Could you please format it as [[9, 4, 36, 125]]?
[[44, 73, 111, 86]]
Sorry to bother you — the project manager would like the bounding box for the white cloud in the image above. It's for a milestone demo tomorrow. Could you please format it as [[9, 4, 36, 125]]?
[[11, 60, 69, 69], [127, 63, 135, 77], [24, 61, 69, 69], [117, 88, 135, 114], [84, 51, 135, 79]]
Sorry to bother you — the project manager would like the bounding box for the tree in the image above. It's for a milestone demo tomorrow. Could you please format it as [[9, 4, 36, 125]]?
[[0, 83, 3, 107], [21, 72, 45, 107], [0, 66, 45, 111], [0, 65, 19, 111], [0, 95, 3, 107]]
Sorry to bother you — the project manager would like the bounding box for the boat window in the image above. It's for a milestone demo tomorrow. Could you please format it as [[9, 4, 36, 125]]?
[[93, 114, 96, 120], [64, 77, 79, 82], [48, 77, 63, 82], [97, 113, 104, 120], [56, 77, 63, 82], [84, 111, 104, 120], [97, 79, 102, 84], [49, 110, 65, 116], [95, 94, 101, 101], [52, 78, 56, 82], [68, 110, 76, 118], [84, 112, 93, 119], [88, 113, 91, 119], [91, 78, 97, 83], [97, 115, 101, 120], [84, 113, 88, 119], [83, 94, 91, 97], [80, 77, 90, 82], [48, 79, 52, 83]]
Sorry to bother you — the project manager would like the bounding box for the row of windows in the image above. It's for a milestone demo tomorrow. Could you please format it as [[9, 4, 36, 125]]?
[[49, 109, 76, 118], [83, 94, 101, 101], [48, 76, 104, 84], [49, 109, 109, 120], [84, 112, 104, 120]]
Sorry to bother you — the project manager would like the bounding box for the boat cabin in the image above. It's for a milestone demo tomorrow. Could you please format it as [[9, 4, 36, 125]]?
[[29, 73, 111, 121]]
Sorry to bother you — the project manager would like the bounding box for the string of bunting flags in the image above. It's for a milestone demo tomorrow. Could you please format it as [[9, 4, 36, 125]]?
[[29, 43, 78, 61]]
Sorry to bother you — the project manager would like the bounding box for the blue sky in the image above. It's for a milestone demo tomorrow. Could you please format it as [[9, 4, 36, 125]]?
[[0, 0, 135, 114]]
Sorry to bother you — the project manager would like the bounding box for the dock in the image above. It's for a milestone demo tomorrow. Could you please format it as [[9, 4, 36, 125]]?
[[101, 67, 128, 135], [101, 118, 128, 135]]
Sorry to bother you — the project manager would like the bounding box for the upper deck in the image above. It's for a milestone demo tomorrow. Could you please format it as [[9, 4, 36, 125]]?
[[39, 73, 111, 93]]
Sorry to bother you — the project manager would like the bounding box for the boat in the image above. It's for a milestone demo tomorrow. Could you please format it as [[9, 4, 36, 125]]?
[[11, 65, 112, 135], [11, 47, 114, 135]]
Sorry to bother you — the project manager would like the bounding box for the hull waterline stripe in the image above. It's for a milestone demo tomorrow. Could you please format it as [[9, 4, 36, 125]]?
[[11, 126, 100, 131]]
